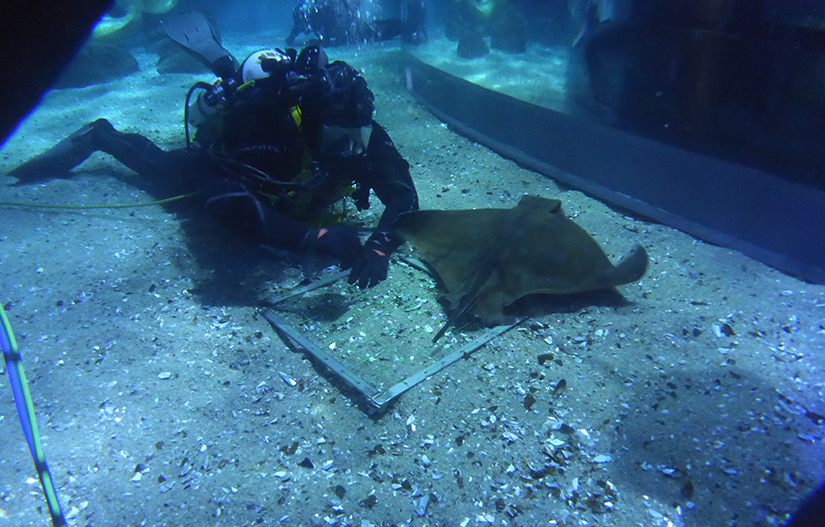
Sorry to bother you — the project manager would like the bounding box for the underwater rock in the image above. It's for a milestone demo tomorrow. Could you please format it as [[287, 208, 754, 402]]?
[[457, 31, 489, 59], [443, 2, 467, 42], [490, 13, 527, 54], [54, 43, 139, 88], [491, 30, 526, 54]]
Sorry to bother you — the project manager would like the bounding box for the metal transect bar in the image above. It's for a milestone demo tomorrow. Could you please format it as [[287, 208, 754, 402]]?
[[261, 307, 524, 408], [369, 319, 524, 407], [266, 269, 351, 305], [261, 310, 382, 400]]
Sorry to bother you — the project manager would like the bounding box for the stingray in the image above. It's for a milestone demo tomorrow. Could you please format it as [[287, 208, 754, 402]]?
[[393, 195, 648, 341]]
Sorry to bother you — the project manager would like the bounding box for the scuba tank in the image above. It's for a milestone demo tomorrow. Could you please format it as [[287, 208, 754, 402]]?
[[184, 48, 296, 145], [187, 79, 227, 129]]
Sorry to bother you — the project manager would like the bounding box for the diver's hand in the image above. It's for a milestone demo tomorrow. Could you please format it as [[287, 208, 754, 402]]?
[[303, 225, 361, 268], [348, 232, 391, 289]]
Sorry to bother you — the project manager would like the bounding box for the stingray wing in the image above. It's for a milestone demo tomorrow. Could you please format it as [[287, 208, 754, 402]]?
[[393, 195, 648, 324], [394, 208, 511, 298], [495, 195, 634, 305]]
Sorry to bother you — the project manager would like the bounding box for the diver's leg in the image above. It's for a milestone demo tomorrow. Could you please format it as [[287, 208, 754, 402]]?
[[10, 118, 208, 194], [401, 0, 427, 44], [91, 124, 209, 194], [90, 121, 169, 178], [9, 118, 112, 183], [10, 118, 170, 183]]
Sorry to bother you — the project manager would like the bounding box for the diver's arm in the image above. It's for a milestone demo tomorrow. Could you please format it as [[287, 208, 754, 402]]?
[[364, 123, 419, 252], [203, 178, 360, 264], [347, 123, 419, 288], [286, 24, 303, 46]]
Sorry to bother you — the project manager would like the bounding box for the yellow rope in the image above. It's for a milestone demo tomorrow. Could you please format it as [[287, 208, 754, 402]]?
[[0, 190, 201, 210]]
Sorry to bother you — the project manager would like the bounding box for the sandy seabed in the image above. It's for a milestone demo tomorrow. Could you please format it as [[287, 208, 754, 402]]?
[[0, 33, 823, 527]]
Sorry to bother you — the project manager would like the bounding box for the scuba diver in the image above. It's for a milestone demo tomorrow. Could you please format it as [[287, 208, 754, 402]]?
[[443, 0, 526, 57], [287, 0, 395, 46], [286, 0, 427, 46], [8, 12, 419, 289]]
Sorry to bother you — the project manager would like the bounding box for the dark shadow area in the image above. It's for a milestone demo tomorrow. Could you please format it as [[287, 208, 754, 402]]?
[[568, 21, 825, 192], [436, 287, 633, 342], [74, 169, 345, 310], [276, 292, 353, 323], [506, 287, 632, 319], [173, 209, 346, 309], [599, 362, 821, 525]]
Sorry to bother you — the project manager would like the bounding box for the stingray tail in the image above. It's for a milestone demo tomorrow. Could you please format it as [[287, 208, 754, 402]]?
[[433, 292, 479, 343], [611, 244, 649, 285]]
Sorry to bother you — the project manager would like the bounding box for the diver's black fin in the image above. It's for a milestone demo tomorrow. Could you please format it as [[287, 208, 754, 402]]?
[[162, 11, 237, 79], [9, 119, 112, 184]]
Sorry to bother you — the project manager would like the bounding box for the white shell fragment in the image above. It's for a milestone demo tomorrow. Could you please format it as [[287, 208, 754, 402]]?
[[659, 466, 677, 476], [278, 371, 297, 387], [503, 431, 519, 442], [573, 428, 594, 447], [542, 418, 563, 433], [546, 437, 565, 447]]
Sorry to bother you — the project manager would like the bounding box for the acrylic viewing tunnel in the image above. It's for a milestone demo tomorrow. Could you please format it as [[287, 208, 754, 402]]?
[[402, 52, 825, 284]]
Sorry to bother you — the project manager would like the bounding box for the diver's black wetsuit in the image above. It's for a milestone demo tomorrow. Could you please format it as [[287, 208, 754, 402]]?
[[9, 58, 419, 288], [84, 118, 416, 252]]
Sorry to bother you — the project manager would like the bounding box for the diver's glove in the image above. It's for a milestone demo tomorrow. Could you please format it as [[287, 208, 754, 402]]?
[[348, 232, 392, 289], [302, 225, 361, 268]]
